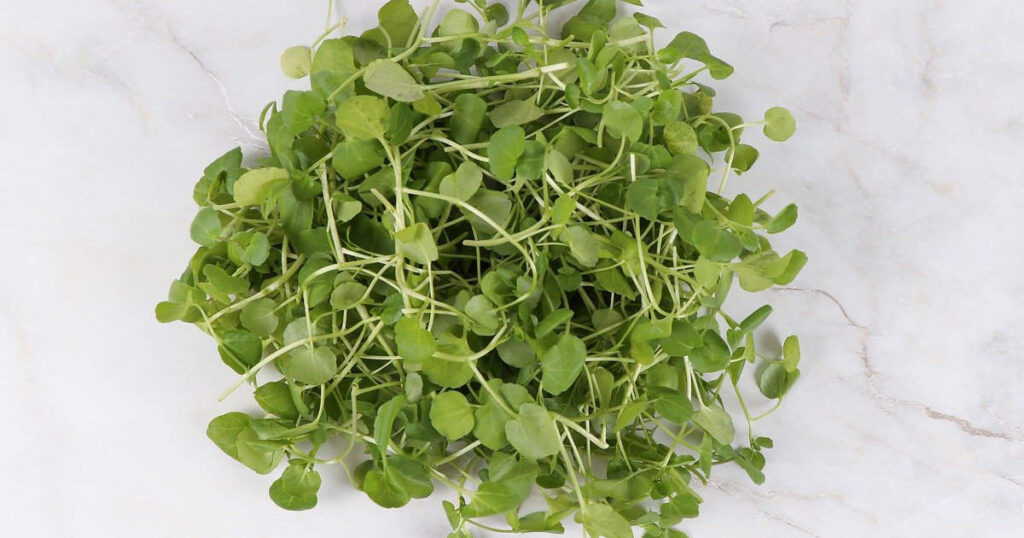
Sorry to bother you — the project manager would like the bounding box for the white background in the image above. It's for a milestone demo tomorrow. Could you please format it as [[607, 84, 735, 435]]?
[[2, 1, 1022, 537]]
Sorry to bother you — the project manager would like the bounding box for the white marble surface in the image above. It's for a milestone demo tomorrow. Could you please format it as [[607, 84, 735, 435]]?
[[2, 0, 1022, 536]]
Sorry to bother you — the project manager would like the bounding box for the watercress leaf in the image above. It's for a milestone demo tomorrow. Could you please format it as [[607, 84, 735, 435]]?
[[664, 121, 698, 155], [658, 31, 734, 79], [627, 177, 660, 220], [409, 91, 440, 115], [667, 155, 710, 213], [488, 126, 526, 181], [280, 46, 312, 79], [632, 318, 673, 342], [463, 481, 519, 517], [203, 265, 248, 296], [739, 305, 773, 334], [312, 38, 355, 73], [336, 95, 389, 140], [233, 167, 290, 206], [473, 398, 510, 449], [189, 208, 223, 246], [728, 193, 755, 226], [240, 298, 279, 337], [269, 463, 321, 510], [424, 335, 475, 388], [692, 221, 742, 262], [763, 107, 796, 142], [235, 427, 283, 474], [280, 90, 326, 136], [579, 503, 633, 538], [660, 494, 700, 523], [593, 263, 637, 299], [333, 139, 386, 180], [450, 93, 488, 144], [766, 203, 798, 233], [652, 388, 693, 424], [652, 90, 682, 125], [497, 339, 536, 368], [547, 150, 574, 186], [154, 301, 191, 323], [603, 101, 643, 142], [758, 362, 798, 399], [218, 329, 263, 374], [771, 249, 808, 285], [228, 231, 271, 267], [536, 308, 574, 338], [377, 0, 418, 48], [694, 256, 719, 290], [430, 391, 475, 440], [439, 162, 483, 201], [729, 144, 759, 174], [330, 281, 368, 310], [374, 394, 406, 452], [278, 346, 337, 385], [517, 141, 547, 180], [690, 330, 731, 372], [439, 8, 480, 37], [551, 194, 576, 225], [783, 335, 801, 372], [206, 412, 252, 460], [505, 403, 561, 460], [576, 58, 607, 96], [490, 99, 545, 128], [692, 404, 735, 444], [364, 59, 425, 102], [394, 221, 439, 266], [566, 225, 600, 267], [387, 455, 434, 498], [254, 381, 299, 420], [541, 334, 586, 395], [485, 3, 509, 26], [634, 12, 665, 29], [395, 317, 436, 363], [363, 468, 411, 508], [385, 102, 418, 145], [465, 294, 501, 335]]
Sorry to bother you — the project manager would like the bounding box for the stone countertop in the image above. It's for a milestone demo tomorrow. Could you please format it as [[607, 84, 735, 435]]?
[[1, 1, 1021, 536]]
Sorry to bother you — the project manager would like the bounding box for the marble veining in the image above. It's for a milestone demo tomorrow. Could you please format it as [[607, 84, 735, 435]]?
[[1, 1, 1021, 537]]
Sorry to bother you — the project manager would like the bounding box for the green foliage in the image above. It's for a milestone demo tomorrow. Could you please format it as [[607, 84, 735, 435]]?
[[159, 1, 807, 535], [269, 462, 321, 510], [429, 391, 475, 440]]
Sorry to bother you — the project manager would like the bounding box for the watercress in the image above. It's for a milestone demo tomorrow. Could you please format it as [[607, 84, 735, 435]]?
[[158, 0, 806, 536]]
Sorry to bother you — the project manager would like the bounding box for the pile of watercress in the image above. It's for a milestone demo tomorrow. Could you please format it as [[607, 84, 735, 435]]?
[[157, 0, 805, 536]]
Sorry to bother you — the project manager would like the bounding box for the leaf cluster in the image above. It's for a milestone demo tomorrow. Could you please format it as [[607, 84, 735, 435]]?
[[158, 0, 805, 535]]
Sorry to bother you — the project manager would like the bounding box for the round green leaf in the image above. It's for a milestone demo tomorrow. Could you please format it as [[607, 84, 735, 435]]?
[[364, 59, 425, 102], [189, 208, 222, 246], [233, 168, 289, 206], [439, 162, 482, 201], [280, 46, 312, 79], [541, 334, 586, 395], [239, 298, 279, 337], [603, 101, 643, 142], [691, 221, 742, 262], [336, 96, 389, 140], [269, 463, 321, 510], [763, 107, 796, 141], [395, 317, 437, 363], [278, 346, 336, 385], [664, 120, 698, 155], [505, 403, 560, 460], [429, 391, 475, 441]]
